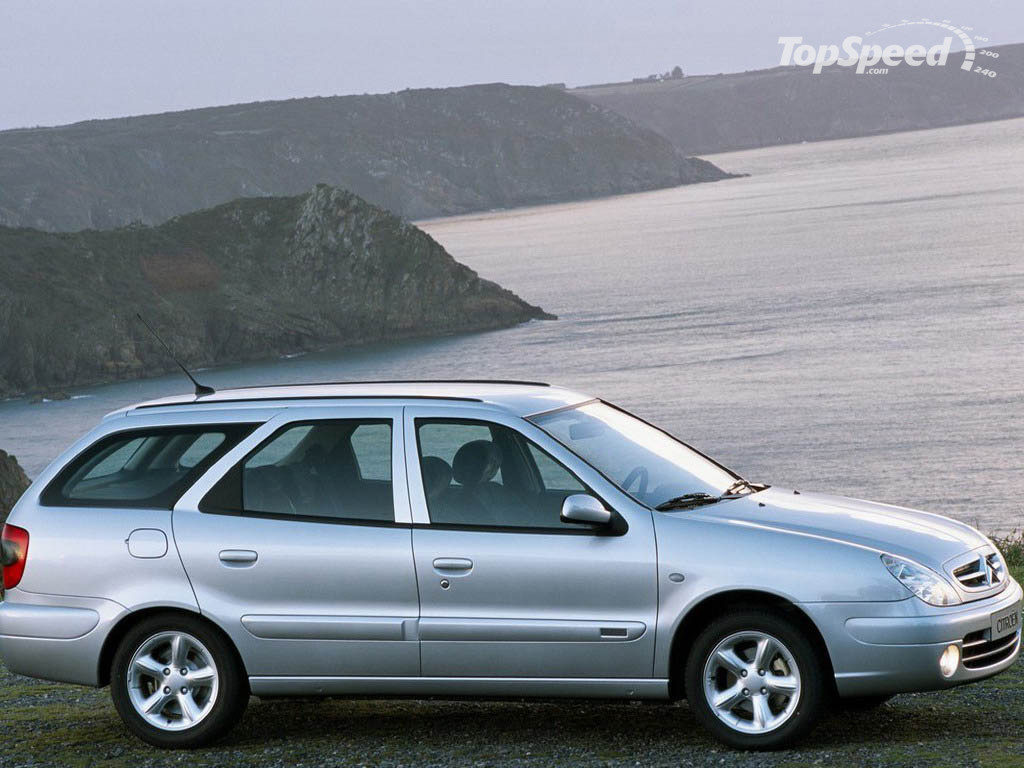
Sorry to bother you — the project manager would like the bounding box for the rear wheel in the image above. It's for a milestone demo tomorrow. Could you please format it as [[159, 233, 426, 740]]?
[[110, 613, 248, 748], [684, 609, 826, 750]]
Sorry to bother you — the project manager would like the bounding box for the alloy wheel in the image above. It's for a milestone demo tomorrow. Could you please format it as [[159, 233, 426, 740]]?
[[702, 630, 802, 734], [126, 631, 220, 732]]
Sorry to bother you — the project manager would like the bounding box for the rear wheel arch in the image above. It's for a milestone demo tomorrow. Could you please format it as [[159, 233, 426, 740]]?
[[98, 607, 248, 688], [667, 589, 836, 699]]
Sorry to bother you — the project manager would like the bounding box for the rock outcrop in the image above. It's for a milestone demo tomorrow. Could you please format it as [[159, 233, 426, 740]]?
[[0, 184, 551, 398], [0, 83, 735, 231], [0, 450, 30, 523]]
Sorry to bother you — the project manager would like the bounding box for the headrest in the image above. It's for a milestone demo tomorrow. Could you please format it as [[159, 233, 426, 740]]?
[[302, 444, 327, 467], [452, 440, 502, 486], [421, 456, 453, 498], [327, 438, 359, 480]]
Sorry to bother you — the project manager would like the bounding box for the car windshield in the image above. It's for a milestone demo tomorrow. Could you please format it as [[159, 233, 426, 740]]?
[[530, 401, 739, 508]]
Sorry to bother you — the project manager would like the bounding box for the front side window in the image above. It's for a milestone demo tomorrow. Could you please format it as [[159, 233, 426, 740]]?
[[416, 418, 589, 530], [530, 402, 738, 508], [202, 419, 395, 522], [42, 425, 253, 508]]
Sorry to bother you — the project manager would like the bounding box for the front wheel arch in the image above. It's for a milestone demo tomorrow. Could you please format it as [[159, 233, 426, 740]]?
[[667, 590, 836, 700]]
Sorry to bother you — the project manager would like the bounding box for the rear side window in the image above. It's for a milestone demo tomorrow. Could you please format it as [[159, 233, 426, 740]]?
[[200, 419, 395, 523], [41, 424, 255, 509]]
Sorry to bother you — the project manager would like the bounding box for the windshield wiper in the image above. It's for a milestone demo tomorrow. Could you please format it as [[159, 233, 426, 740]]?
[[655, 479, 769, 511], [654, 493, 723, 511], [724, 478, 768, 495]]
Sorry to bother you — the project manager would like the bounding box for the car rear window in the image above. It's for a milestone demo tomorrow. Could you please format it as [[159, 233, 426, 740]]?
[[41, 424, 255, 509]]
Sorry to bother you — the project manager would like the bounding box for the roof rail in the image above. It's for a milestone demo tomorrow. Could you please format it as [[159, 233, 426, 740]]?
[[213, 378, 551, 392], [134, 394, 486, 409]]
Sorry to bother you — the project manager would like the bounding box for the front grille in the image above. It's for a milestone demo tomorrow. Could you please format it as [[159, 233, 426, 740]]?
[[953, 552, 1006, 591], [961, 628, 1020, 670]]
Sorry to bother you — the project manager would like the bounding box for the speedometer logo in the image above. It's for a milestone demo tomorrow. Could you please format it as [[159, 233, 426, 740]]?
[[865, 19, 999, 77]]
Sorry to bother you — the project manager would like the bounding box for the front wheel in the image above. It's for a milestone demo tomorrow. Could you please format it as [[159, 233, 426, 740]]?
[[684, 608, 826, 750], [110, 613, 248, 748]]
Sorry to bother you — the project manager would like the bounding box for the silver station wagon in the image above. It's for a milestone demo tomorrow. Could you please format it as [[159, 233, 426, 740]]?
[[1, 381, 1020, 750]]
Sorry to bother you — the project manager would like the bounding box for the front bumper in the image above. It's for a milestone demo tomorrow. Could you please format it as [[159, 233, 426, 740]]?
[[802, 578, 1022, 698]]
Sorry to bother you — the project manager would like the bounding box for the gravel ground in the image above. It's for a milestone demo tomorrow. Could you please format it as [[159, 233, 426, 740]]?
[[2, 652, 1023, 768]]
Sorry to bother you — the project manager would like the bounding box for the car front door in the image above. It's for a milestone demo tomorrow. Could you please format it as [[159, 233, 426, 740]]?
[[173, 405, 420, 682], [405, 405, 658, 681]]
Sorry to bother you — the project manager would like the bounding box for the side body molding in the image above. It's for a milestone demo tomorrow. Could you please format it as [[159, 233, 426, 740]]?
[[418, 618, 647, 642], [241, 615, 418, 641], [240, 616, 644, 643]]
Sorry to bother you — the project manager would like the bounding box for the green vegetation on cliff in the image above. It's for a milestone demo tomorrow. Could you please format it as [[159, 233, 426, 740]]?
[[0, 184, 551, 398]]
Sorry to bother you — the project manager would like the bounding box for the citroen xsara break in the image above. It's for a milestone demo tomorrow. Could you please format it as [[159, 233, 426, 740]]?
[[1, 381, 1019, 750]]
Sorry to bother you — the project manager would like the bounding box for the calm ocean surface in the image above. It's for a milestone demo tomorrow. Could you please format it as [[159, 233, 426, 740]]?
[[3, 119, 1022, 533]]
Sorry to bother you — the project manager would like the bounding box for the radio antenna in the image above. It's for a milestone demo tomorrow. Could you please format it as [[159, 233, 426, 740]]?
[[135, 314, 215, 397]]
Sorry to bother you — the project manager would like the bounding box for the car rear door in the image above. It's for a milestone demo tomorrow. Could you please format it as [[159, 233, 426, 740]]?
[[172, 404, 420, 680], [405, 404, 658, 681]]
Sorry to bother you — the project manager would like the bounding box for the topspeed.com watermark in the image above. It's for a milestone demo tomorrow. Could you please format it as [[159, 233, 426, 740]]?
[[778, 35, 952, 74]]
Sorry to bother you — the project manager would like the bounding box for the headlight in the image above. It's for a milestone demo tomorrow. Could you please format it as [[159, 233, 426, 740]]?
[[881, 554, 961, 606]]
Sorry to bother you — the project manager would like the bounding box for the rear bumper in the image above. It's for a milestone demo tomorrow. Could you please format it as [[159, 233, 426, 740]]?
[[0, 590, 125, 686], [803, 578, 1022, 698]]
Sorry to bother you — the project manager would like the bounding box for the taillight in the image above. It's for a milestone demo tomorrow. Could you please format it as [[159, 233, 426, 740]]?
[[1, 524, 29, 590]]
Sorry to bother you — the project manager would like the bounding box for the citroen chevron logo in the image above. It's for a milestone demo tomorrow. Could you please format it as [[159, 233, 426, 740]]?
[[988, 555, 1004, 585]]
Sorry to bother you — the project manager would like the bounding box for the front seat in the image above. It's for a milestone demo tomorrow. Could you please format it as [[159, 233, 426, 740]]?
[[421, 456, 453, 501], [446, 440, 522, 525]]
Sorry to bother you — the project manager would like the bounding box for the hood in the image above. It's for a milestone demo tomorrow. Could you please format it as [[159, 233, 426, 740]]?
[[694, 487, 989, 569]]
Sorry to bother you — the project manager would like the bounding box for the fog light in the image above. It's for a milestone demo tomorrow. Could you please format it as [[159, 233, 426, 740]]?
[[939, 644, 960, 677]]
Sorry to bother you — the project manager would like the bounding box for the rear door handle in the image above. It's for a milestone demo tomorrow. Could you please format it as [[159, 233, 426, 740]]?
[[219, 549, 258, 567], [432, 557, 473, 574]]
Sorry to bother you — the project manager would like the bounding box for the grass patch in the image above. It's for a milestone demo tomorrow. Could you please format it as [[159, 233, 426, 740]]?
[[994, 531, 1024, 578], [3, 657, 1024, 767]]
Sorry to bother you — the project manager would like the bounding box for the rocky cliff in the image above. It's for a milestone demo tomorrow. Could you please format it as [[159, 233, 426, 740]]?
[[0, 450, 30, 524], [0, 184, 551, 398], [576, 43, 1024, 155], [0, 83, 734, 231]]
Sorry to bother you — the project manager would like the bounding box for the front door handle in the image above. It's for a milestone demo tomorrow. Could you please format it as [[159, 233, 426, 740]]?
[[432, 557, 473, 574], [219, 549, 258, 567]]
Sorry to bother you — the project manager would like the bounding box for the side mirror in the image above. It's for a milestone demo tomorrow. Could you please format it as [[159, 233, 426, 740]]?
[[560, 494, 613, 526]]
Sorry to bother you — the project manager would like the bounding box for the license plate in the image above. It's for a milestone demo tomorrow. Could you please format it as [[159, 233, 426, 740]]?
[[991, 604, 1021, 640]]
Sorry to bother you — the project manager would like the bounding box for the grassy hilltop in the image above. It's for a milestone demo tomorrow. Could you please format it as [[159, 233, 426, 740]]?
[[576, 43, 1024, 155]]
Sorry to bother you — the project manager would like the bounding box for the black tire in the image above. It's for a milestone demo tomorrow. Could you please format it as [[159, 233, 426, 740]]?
[[110, 612, 248, 748], [836, 694, 894, 711], [684, 608, 827, 750]]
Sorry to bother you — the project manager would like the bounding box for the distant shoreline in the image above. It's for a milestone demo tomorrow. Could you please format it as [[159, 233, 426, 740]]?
[[575, 42, 1024, 156]]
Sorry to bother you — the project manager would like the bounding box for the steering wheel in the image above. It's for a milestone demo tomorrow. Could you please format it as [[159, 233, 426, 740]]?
[[622, 465, 649, 498]]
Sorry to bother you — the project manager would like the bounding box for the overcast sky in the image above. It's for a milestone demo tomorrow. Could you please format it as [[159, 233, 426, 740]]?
[[1, 0, 1022, 130]]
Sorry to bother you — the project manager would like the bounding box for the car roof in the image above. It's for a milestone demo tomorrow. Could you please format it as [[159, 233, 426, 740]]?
[[122, 380, 592, 419]]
